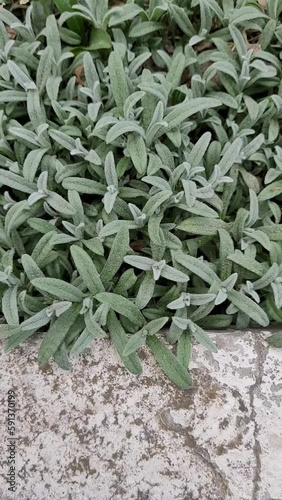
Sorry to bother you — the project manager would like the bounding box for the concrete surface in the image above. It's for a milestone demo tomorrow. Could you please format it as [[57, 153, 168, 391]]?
[[0, 330, 282, 500]]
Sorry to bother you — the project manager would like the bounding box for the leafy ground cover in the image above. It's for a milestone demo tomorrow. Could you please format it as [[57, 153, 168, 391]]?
[[0, 0, 282, 388]]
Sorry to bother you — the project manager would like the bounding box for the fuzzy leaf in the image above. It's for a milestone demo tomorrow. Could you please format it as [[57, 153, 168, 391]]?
[[71, 318, 107, 355], [127, 133, 147, 175], [177, 217, 227, 235], [2, 287, 19, 326], [70, 245, 104, 295], [96, 292, 145, 327], [228, 290, 269, 327], [146, 335, 192, 389], [107, 311, 143, 375], [108, 50, 130, 110], [0, 170, 35, 194], [89, 29, 111, 50], [106, 121, 145, 143], [164, 98, 221, 131], [32, 278, 85, 302], [136, 271, 155, 309], [108, 4, 143, 27], [129, 21, 164, 38], [100, 225, 129, 286], [175, 252, 219, 285], [38, 304, 80, 366], [190, 323, 218, 353], [123, 330, 147, 356], [62, 178, 106, 195], [266, 332, 282, 348]]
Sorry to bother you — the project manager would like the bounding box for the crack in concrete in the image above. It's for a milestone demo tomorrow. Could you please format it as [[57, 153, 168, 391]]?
[[250, 337, 269, 500], [158, 408, 231, 499]]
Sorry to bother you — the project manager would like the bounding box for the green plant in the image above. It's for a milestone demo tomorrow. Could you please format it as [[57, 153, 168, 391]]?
[[0, 0, 282, 388]]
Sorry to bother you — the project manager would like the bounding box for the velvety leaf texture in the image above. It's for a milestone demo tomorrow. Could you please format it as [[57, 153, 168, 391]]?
[[0, 0, 281, 388]]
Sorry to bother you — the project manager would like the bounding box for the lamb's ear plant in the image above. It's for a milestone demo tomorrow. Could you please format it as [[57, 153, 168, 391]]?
[[0, 0, 282, 388]]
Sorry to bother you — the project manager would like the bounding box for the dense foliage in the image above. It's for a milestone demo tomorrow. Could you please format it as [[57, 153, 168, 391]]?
[[0, 0, 282, 387]]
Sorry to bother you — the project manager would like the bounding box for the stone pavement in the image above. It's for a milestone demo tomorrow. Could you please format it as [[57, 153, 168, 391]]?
[[0, 331, 281, 500]]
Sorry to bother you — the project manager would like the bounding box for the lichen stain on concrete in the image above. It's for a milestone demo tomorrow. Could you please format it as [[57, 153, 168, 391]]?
[[0, 331, 281, 500]]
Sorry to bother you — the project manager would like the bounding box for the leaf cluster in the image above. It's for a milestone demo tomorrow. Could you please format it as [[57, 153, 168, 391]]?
[[1, 0, 282, 387]]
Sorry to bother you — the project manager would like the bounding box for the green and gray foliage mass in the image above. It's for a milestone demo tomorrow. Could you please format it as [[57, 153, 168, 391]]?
[[0, 0, 282, 387]]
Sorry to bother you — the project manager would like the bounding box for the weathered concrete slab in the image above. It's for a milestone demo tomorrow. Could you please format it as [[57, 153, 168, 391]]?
[[0, 331, 281, 500]]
